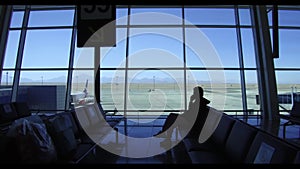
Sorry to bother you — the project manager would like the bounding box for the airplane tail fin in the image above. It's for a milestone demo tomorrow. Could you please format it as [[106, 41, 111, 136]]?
[[83, 79, 88, 97]]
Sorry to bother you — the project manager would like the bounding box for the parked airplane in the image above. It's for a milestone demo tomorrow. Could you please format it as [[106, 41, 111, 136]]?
[[71, 79, 93, 105]]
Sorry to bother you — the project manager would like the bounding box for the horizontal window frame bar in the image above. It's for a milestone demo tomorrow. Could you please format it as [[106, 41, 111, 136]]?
[[13, 5, 76, 11], [9, 25, 300, 31], [116, 25, 253, 28], [102, 109, 262, 113], [8, 68, 298, 71], [98, 67, 258, 70], [10, 26, 74, 30]]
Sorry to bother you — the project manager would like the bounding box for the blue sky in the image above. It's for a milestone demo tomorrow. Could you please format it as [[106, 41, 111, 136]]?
[[2, 7, 300, 84]]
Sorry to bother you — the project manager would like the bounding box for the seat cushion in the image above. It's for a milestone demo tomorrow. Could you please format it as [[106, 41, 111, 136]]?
[[0, 103, 18, 123], [225, 120, 257, 163], [71, 143, 96, 163], [210, 114, 236, 148], [245, 131, 298, 164], [294, 151, 300, 164], [188, 151, 229, 164], [183, 138, 215, 152]]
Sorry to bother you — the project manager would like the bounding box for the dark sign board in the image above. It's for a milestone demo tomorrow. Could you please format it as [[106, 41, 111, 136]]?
[[77, 5, 116, 47]]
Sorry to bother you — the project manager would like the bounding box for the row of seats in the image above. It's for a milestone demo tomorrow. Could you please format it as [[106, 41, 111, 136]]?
[[177, 108, 300, 163], [0, 102, 123, 163]]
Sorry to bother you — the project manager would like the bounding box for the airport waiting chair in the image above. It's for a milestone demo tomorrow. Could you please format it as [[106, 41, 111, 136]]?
[[73, 104, 120, 143], [12, 102, 32, 118], [97, 103, 123, 127], [280, 102, 300, 139]]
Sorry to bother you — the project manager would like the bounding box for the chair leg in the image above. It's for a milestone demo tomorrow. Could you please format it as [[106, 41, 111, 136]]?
[[283, 121, 293, 139], [175, 127, 179, 141], [114, 127, 119, 144], [283, 123, 287, 139]]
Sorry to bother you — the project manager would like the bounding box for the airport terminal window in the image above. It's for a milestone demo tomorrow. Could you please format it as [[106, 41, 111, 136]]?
[[3, 5, 300, 116], [73, 43, 94, 69], [18, 71, 68, 86], [130, 7, 182, 25], [28, 9, 74, 27], [268, 8, 300, 113], [275, 29, 300, 68], [128, 28, 184, 68], [17, 70, 68, 111], [223, 71, 243, 111], [10, 11, 24, 28], [190, 70, 243, 111], [100, 70, 125, 111], [278, 10, 300, 26], [244, 70, 260, 111], [0, 71, 14, 86], [238, 8, 251, 26], [3, 30, 21, 68], [71, 70, 94, 98], [4, 6, 76, 110], [185, 47, 205, 68], [116, 8, 128, 25], [275, 70, 300, 110], [240, 28, 256, 68], [187, 28, 239, 68], [22, 29, 72, 68], [100, 28, 127, 68], [184, 7, 235, 25], [0, 71, 14, 104], [122, 69, 185, 114]]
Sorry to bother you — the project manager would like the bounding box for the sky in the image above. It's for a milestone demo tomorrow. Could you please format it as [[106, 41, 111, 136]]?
[[2, 6, 300, 85]]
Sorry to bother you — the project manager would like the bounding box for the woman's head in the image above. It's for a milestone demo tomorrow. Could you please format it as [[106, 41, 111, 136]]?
[[193, 86, 203, 98]]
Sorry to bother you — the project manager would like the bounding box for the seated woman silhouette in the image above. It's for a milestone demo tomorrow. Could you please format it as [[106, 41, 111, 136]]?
[[153, 86, 210, 140]]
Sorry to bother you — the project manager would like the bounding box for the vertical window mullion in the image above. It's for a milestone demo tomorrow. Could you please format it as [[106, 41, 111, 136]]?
[[123, 5, 131, 135], [182, 6, 188, 112], [235, 6, 248, 116], [11, 5, 30, 102], [65, 8, 77, 110]]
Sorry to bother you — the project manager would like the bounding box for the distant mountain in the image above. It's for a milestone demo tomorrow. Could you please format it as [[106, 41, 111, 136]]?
[[47, 76, 67, 83], [20, 77, 34, 83], [20, 74, 229, 84]]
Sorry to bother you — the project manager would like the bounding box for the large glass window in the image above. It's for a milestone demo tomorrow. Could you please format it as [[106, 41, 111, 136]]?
[[10, 11, 24, 28], [3, 30, 21, 68], [272, 8, 300, 114], [100, 70, 125, 111], [17, 70, 68, 111], [241, 29, 256, 68], [0, 71, 14, 86], [5, 5, 300, 117], [185, 8, 235, 25], [2, 6, 76, 111], [130, 7, 182, 25], [22, 29, 72, 68], [71, 70, 94, 103], [185, 28, 239, 68], [279, 10, 300, 26], [245, 70, 259, 111], [188, 70, 242, 111], [129, 28, 183, 68], [116, 8, 128, 25], [28, 10, 74, 27], [275, 30, 300, 68], [276, 71, 300, 111], [100, 28, 127, 68], [127, 69, 185, 113], [238, 8, 251, 26], [0, 71, 14, 104]]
